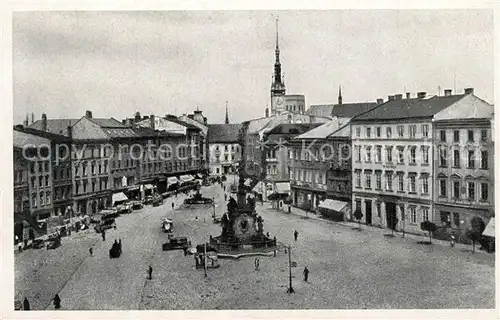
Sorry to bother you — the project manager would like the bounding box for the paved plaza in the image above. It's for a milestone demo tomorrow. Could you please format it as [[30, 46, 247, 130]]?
[[15, 176, 494, 310]]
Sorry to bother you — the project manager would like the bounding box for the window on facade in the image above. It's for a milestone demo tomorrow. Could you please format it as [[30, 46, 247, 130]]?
[[386, 172, 393, 190], [481, 151, 488, 169], [365, 146, 371, 162], [452, 212, 460, 228], [376, 202, 381, 218], [376, 127, 381, 137], [467, 150, 475, 168], [400, 205, 405, 221], [375, 172, 382, 189], [440, 130, 446, 142], [31, 177, 36, 189], [40, 192, 45, 205], [39, 176, 43, 187], [481, 130, 487, 142], [453, 181, 460, 199], [422, 175, 429, 194], [224, 155, 228, 161], [386, 126, 392, 138], [410, 207, 417, 223], [397, 125, 404, 137], [409, 125, 416, 138], [422, 124, 429, 138], [439, 179, 447, 197], [30, 163, 35, 174], [398, 147, 404, 163], [439, 147, 447, 167], [356, 146, 361, 162], [410, 147, 416, 164], [386, 146, 393, 163], [356, 127, 361, 138], [375, 146, 382, 162], [409, 175, 416, 193], [467, 182, 475, 200], [82, 163, 87, 176], [398, 174, 404, 192], [355, 171, 361, 188], [422, 207, 429, 222], [481, 183, 488, 201], [365, 172, 371, 189], [83, 181, 87, 194], [453, 130, 460, 142], [366, 127, 371, 138], [46, 192, 51, 205], [468, 130, 474, 142], [440, 211, 451, 226], [453, 150, 460, 167], [31, 194, 37, 207]]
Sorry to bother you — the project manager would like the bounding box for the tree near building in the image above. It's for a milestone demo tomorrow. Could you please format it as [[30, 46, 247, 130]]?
[[353, 207, 363, 230], [467, 217, 486, 253], [420, 220, 437, 244]]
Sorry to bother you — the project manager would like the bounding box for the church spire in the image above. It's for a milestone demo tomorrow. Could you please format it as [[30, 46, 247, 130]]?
[[225, 101, 229, 124], [338, 85, 343, 105], [273, 18, 283, 89]]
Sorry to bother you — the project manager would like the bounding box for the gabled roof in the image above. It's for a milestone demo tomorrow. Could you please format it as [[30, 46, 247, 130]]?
[[307, 101, 379, 119], [306, 105, 334, 118], [207, 124, 242, 143], [164, 116, 200, 130], [294, 118, 349, 140], [89, 118, 127, 128], [352, 95, 467, 122], [13, 130, 51, 148], [265, 123, 321, 135], [13, 126, 71, 142], [29, 119, 80, 136]]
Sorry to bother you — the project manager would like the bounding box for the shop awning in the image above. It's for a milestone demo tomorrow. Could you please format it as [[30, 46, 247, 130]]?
[[483, 218, 495, 237], [318, 199, 349, 212], [112, 192, 128, 205], [275, 182, 291, 194], [252, 181, 264, 194], [167, 177, 179, 185], [180, 175, 194, 183], [144, 184, 154, 190]]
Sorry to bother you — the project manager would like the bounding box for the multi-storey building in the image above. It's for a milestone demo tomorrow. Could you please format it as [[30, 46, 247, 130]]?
[[13, 130, 53, 239], [289, 120, 350, 210], [261, 123, 320, 202], [432, 89, 494, 236], [15, 125, 73, 217], [350, 88, 491, 235], [207, 124, 242, 176]]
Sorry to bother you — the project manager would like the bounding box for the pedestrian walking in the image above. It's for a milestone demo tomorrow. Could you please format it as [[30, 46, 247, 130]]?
[[183, 247, 188, 256], [171, 202, 174, 210], [254, 258, 260, 270], [101, 230, 106, 241], [303, 267, 309, 282], [450, 235, 456, 247], [294, 230, 299, 241], [53, 294, 61, 309], [147, 265, 153, 280], [119, 239, 122, 254], [23, 297, 30, 311], [89, 247, 93, 256]]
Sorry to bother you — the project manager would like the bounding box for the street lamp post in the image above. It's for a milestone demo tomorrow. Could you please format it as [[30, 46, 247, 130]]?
[[286, 245, 295, 294], [204, 242, 208, 277]]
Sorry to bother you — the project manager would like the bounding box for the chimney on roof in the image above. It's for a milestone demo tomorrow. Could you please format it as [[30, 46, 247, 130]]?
[[406, 92, 411, 99], [444, 89, 452, 96], [67, 126, 72, 138], [464, 87, 474, 95], [134, 112, 141, 122], [394, 94, 403, 100], [85, 110, 93, 118], [41, 113, 47, 131], [388, 95, 395, 101], [417, 92, 427, 99], [150, 114, 155, 130], [265, 108, 269, 118], [376, 98, 384, 104]]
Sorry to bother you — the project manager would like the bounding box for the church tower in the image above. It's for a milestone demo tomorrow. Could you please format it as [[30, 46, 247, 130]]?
[[270, 19, 286, 116]]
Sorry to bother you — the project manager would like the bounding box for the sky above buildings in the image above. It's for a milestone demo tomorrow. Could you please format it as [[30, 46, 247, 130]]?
[[13, 10, 493, 125]]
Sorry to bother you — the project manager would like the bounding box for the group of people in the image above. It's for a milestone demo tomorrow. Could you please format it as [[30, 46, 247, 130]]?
[[21, 294, 61, 310]]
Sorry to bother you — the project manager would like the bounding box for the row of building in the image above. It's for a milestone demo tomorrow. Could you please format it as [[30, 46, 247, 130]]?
[[13, 109, 209, 239]]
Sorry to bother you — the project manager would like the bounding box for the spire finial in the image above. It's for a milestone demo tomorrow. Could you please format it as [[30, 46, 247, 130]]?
[[338, 85, 343, 105], [276, 18, 279, 49], [225, 101, 229, 124]]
